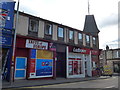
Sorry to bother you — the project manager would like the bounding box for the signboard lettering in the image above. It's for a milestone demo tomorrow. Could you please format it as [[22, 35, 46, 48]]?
[[72, 47, 90, 54], [73, 48, 87, 53], [0, 36, 12, 46], [26, 39, 48, 50], [69, 46, 98, 55]]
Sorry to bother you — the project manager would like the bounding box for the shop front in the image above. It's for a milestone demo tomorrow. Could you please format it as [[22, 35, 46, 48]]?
[[14, 36, 56, 80], [0, 1, 15, 81], [67, 46, 92, 78]]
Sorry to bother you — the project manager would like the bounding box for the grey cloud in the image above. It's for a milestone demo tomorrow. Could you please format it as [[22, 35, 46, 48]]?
[[111, 39, 118, 42], [99, 13, 118, 29], [18, 5, 39, 17], [102, 43, 118, 49], [102, 39, 118, 49]]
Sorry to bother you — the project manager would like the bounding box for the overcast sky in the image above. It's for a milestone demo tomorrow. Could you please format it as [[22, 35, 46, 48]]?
[[14, 0, 119, 49]]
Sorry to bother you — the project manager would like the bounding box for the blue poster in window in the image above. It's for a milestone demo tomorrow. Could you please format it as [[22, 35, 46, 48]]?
[[30, 49, 36, 59], [36, 59, 53, 76], [0, 1, 15, 30]]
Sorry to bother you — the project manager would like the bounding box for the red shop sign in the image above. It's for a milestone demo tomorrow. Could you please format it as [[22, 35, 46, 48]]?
[[69, 46, 90, 54], [91, 50, 99, 55]]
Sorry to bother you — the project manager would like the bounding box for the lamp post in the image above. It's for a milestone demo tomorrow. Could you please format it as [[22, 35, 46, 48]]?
[[10, 0, 19, 85], [105, 45, 109, 65]]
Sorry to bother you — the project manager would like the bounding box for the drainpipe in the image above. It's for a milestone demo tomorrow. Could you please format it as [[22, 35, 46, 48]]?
[[66, 46, 69, 78]]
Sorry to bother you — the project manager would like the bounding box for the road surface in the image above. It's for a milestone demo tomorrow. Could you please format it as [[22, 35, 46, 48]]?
[[3, 76, 119, 90]]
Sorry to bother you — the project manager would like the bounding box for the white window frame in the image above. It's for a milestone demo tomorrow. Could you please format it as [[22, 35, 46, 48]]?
[[86, 35, 90, 44], [29, 19, 39, 32], [58, 27, 64, 38], [45, 23, 52, 35], [78, 33, 83, 42], [69, 30, 74, 40], [93, 37, 96, 45]]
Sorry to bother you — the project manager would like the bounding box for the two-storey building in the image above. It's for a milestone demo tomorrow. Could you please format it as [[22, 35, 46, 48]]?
[[100, 47, 120, 73], [13, 11, 100, 80]]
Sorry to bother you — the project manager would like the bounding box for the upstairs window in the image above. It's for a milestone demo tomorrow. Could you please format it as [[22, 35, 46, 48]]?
[[78, 32, 83, 44], [57, 27, 64, 41], [86, 35, 90, 46], [93, 37, 97, 48], [45, 23, 52, 35], [58, 27, 64, 38], [93, 37, 96, 45], [29, 18, 39, 32], [69, 30, 74, 40], [28, 18, 39, 36]]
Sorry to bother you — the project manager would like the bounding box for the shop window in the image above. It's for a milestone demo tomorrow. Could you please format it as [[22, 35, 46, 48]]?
[[28, 18, 39, 36], [58, 27, 64, 41], [44, 23, 52, 39], [86, 35, 90, 46], [78, 32, 83, 44], [68, 57, 83, 76], [69, 30, 74, 43], [93, 37, 97, 48], [29, 49, 53, 78]]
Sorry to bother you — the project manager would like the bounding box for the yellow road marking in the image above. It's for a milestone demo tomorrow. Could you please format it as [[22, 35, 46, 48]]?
[[22, 82, 86, 89], [21, 77, 115, 89]]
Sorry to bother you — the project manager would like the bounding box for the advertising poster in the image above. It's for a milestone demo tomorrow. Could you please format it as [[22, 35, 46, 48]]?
[[29, 49, 53, 78], [30, 49, 36, 59], [49, 43, 56, 51], [29, 59, 36, 73], [36, 59, 53, 76], [0, 1, 15, 30]]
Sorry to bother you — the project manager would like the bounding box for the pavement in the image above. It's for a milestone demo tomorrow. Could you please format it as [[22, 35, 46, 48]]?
[[2, 75, 112, 89]]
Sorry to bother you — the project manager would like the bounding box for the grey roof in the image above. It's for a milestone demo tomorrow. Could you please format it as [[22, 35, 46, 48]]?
[[83, 15, 100, 36]]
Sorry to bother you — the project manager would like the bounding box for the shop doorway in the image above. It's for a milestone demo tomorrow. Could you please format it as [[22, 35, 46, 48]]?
[[56, 52, 66, 77], [15, 57, 27, 79], [67, 53, 85, 78]]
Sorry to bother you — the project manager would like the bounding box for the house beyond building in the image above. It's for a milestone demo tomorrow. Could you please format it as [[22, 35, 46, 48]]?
[[99, 48, 120, 73]]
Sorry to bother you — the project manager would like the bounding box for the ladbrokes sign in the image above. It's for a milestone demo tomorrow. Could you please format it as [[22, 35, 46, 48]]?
[[69, 46, 99, 55], [69, 46, 90, 54]]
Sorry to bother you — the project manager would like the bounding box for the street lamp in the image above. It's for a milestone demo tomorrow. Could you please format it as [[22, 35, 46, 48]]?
[[10, 0, 19, 85]]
